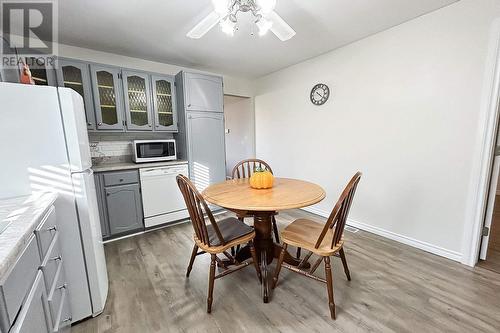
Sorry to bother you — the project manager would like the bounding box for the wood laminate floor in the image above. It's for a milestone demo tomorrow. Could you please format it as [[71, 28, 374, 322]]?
[[73, 210, 500, 333]]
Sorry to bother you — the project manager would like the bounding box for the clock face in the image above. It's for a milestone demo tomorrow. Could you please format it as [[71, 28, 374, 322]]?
[[310, 83, 330, 105]]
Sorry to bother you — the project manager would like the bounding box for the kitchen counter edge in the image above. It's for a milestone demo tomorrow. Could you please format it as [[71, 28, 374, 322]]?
[[92, 160, 189, 172]]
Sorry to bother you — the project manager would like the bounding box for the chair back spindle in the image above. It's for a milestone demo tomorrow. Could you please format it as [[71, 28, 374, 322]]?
[[177, 174, 226, 247], [314, 172, 362, 250], [232, 159, 273, 179]]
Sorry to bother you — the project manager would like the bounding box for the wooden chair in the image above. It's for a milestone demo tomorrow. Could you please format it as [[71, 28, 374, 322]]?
[[272, 172, 362, 320], [231, 159, 281, 244], [176, 174, 261, 313]]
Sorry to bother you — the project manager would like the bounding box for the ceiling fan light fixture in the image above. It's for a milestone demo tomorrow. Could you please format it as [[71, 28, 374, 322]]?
[[220, 16, 236, 36], [188, 0, 294, 41], [256, 17, 273, 36]]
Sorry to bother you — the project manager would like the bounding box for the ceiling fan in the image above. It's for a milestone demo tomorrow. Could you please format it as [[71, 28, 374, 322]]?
[[187, 0, 296, 41]]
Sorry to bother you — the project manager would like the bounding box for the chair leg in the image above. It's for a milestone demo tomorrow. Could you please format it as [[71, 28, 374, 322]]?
[[324, 256, 336, 320], [296, 247, 302, 259], [186, 244, 198, 277], [272, 243, 287, 289], [272, 216, 280, 243], [207, 254, 216, 314], [249, 240, 262, 282], [339, 248, 351, 281]]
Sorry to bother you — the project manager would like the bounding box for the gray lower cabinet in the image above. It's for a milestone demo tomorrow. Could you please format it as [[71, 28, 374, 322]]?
[[95, 170, 144, 239], [106, 184, 143, 235]]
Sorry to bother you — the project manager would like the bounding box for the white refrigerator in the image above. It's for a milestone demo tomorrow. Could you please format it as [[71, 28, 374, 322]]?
[[0, 83, 108, 322]]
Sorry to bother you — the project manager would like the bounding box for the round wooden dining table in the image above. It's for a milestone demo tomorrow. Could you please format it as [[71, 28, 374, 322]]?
[[202, 177, 326, 303]]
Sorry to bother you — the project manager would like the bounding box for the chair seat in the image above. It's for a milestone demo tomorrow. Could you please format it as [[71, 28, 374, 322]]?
[[281, 218, 343, 256], [207, 217, 254, 245], [195, 217, 256, 254]]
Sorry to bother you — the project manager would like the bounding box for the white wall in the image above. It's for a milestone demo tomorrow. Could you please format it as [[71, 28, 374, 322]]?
[[224, 95, 255, 176], [58, 44, 254, 97], [254, 0, 500, 262]]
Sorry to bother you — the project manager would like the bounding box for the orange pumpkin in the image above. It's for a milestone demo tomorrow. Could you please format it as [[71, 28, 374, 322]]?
[[249, 167, 274, 189]]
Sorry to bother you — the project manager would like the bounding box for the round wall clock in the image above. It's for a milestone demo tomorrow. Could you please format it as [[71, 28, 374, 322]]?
[[310, 83, 330, 106]]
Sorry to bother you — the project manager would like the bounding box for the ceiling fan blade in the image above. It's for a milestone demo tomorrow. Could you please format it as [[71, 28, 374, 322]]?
[[266, 10, 296, 41], [187, 11, 221, 39]]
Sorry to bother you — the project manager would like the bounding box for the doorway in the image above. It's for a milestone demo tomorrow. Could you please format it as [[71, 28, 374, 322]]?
[[223, 95, 255, 178], [479, 143, 500, 273]]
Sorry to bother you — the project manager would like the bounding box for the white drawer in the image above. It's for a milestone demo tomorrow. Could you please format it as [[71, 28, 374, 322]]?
[[47, 259, 67, 326], [34, 206, 57, 262], [8, 271, 51, 333], [39, 233, 62, 294], [52, 286, 71, 333], [0, 236, 39, 331]]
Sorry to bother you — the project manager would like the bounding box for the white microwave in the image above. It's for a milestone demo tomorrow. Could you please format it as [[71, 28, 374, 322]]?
[[132, 140, 177, 163]]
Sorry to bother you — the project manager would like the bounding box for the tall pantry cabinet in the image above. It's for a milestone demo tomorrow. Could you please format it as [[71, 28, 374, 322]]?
[[174, 71, 226, 191]]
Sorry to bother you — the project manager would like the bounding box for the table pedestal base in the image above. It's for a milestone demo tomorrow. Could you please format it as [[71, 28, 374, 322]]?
[[234, 211, 309, 303]]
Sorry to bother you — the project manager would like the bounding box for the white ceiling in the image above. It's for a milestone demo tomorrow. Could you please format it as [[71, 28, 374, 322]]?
[[57, 0, 458, 78]]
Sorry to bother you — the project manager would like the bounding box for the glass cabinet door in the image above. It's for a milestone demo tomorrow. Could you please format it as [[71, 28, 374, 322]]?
[[122, 71, 153, 131], [151, 75, 177, 132], [90, 65, 124, 131], [56, 59, 96, 130], [25, 57, 57, 86]]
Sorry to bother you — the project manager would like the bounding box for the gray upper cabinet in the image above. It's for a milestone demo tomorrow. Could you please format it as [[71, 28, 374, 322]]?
[[25, 56, 57, 87], [104, 183, 143, 235], [122, 70, 153, 131], [184, 72, 223, 112], [56, 59, 96, 130], [151, 75, 177, 132], [186, 112, 226, 189], [90, 65, 124, 131]]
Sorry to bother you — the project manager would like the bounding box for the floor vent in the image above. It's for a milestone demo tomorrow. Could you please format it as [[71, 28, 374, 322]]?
[[345, 225, 359, 233]]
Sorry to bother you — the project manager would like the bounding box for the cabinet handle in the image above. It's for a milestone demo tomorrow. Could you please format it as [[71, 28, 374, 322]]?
[[97, 122, 102, 126], [47, 226, 57, 232], [57, 283, 67, 290], [148, 124, 152, 127], [119, 178, 124, 182], [51, 255, 62, 262], [62, 317, 72, 323], [87, 122, 92, 126], [188, 104, 191, 107]]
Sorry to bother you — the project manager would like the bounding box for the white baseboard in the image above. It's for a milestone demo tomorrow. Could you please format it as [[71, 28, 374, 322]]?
[[301, 207, 463, 262]]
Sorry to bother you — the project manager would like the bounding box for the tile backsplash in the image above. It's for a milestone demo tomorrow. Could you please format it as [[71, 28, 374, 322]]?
[[89, 132, 173, 158]]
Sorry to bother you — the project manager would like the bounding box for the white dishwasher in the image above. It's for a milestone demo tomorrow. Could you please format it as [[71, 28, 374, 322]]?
[[139, 164, 190, 228]]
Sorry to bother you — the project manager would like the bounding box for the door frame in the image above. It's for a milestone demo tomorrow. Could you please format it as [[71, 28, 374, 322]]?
[[223, 94, 256, 177], [462, 19, 500, 267]]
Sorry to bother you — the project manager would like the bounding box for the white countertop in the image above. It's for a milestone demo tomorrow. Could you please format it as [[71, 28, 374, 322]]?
[[92, 160, 189, 172], [0, 192, 58, 280]]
